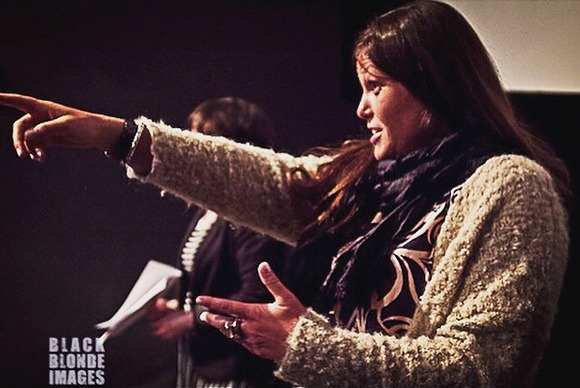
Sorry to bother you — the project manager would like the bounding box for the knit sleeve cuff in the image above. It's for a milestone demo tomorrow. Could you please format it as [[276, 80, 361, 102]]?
[[275, 309, 338, 386]]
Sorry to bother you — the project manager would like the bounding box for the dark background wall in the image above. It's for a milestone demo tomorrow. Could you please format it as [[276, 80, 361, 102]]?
[[0, 1, 577, 387]]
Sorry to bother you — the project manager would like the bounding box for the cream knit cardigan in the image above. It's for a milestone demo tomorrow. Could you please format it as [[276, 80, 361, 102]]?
[[129, 119, 569, 387]]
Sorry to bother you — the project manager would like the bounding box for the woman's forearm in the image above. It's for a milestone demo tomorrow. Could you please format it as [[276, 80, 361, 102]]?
[[127, 118, 323, 245]]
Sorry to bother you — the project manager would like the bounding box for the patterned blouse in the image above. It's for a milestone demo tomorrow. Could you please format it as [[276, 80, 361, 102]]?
[[338, 185, 461, 336]]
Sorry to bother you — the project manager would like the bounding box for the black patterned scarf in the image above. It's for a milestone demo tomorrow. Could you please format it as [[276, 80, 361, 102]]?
[[312, 131, 514, 326]]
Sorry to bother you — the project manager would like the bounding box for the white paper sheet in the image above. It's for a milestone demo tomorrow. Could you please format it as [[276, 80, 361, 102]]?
[[95, 260, 182, 345]]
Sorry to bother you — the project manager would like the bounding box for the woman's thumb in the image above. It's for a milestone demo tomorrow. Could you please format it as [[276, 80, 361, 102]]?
[[257, 262, 294, 303]]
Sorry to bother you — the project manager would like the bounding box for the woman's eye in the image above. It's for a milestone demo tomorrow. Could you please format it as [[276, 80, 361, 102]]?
[[368, 81, 382, 95]]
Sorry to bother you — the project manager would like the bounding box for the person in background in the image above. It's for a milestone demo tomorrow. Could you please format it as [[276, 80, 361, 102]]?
[[147, 97, 292, 388], [1, 1, 571, 386]]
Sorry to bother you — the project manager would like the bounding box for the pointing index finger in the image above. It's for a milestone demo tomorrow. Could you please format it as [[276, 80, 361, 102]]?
[[0, 93, 42, 113]]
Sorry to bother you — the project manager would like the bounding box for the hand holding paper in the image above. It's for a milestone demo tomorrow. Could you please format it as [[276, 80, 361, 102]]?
[[95, 260, 182, 345]]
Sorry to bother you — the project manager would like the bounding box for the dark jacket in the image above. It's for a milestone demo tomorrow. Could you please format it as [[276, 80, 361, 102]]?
[[178, 207, 291, 386]]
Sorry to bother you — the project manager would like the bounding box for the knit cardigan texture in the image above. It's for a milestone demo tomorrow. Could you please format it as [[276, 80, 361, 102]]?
[[128, 118, 569, 387]]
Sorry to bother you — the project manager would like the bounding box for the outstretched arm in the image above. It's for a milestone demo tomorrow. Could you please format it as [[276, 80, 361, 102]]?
[[1, 92, 325, 243]]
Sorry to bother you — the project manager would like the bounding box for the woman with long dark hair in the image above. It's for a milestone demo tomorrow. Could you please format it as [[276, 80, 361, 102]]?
[[1, 1, 570, 386]]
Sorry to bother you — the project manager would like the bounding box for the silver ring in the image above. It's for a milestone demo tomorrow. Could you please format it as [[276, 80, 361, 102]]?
[[223, 317, 243, 340]]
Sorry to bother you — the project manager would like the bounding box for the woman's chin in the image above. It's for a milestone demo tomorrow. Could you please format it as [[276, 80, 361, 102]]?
[[373, 146, 391, 161]]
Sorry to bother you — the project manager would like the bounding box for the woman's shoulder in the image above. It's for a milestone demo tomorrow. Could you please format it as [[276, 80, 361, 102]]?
[[465, 154, 556, 196], [437, 153, 569, 266], [449, 154, 567, 228]]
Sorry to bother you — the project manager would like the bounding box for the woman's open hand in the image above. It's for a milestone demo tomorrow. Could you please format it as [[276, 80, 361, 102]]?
[[196, 262, 307, 361]]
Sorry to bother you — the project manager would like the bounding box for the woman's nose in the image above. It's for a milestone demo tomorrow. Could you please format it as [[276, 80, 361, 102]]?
[[356, 96, 371, 120]]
